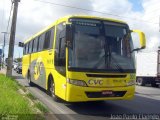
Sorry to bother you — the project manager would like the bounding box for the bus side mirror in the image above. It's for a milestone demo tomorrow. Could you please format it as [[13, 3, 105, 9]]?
[[18, 42, 24, 47], [131, 30, 146, 52], [66, 24, 73, 48]]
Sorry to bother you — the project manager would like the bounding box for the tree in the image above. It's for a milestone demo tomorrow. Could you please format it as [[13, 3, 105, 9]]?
[[16, 58, 22, 62]]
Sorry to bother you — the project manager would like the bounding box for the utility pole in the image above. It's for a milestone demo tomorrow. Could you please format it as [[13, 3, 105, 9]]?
[[159, 15, 160, 32], [1, 32, 8, 68], [6, 0, 20, 76]]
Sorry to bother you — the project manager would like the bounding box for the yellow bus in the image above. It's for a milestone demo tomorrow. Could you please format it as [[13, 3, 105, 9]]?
[[22, 15, 146, 102]]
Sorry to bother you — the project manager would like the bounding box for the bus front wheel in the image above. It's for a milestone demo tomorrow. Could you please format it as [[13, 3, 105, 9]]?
[[48, 78, 59, 101]]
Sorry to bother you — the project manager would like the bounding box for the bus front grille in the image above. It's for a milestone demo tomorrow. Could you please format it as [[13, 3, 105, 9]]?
[[86, 74, 127, 78], [85, 91, 126, 98]]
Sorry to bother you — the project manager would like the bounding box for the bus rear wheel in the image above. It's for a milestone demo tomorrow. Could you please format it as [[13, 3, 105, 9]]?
[[28, 72, 33, 86]]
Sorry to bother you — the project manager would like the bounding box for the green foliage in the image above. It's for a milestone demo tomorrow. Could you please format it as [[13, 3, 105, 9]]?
[[0, 74, 46, 120], [0, 75, 31, 114], [16, 58, 22, 62]]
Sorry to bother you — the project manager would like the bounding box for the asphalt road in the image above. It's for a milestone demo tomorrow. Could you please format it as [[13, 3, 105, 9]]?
[[12, 71, 160, 120]]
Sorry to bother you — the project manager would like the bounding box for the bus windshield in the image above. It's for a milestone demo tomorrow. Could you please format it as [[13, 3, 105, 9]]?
[[68, 19, 135, 72]]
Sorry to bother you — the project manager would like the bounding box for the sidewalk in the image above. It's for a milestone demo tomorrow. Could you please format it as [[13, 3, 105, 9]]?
[[0, 68, 6, 74]]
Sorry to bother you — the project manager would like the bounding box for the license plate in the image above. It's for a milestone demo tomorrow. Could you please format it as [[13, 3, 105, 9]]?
[[102, 90, 113, 95]]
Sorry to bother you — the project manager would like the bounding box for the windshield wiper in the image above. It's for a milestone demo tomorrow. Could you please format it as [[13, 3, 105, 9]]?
[[93, 52, 124, 72], [110, 54, 124, 73], [93, 52, 107, 69]]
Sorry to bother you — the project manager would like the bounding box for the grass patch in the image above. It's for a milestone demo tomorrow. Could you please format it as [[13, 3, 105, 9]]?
[[35, 102, 49, 113], [0, 74, 34, 118], [0, 74, 45, 119]]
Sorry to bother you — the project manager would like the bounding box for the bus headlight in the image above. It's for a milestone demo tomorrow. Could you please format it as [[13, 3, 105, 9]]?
[[127, 80, 135, 86], [67, 79, 88, 87]]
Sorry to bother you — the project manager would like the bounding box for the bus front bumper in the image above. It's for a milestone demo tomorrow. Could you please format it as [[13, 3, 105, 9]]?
[[65, 84, 135, 102]]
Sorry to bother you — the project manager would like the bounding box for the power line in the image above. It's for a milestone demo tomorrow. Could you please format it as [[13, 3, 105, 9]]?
[[0, 1, 14, 58], [6, 2, 14, 33], [145, 7, 160, 14], [0, 0, 13, 45], [34, 0, 159, 25], [159, 15, 160, 32], [0, 44, 19, 46], [146, 15, 159, 21], [142, 0, 160, 11], [0, 0, 5, 33]]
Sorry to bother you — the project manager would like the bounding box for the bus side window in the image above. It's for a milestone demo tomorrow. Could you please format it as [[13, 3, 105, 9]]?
[[38, 34, 45, 51], [32, 39, 35, 53], [23, 44, 26, 55], [25, 44, 27, 55], [37, 36, 40, 52], [50, 27, 55, 49], [44, 30, 51, 50], [27, 42, 29, 54], [55, 23, 66, 66], [26, 43, 29, 54], [33, 37, 38, 53], [29, 41, 33, 53]]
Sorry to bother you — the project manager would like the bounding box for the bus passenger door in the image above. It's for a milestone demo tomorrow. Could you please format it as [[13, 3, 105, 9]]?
[[22, 43, 30, 78], [27, 41, 32, 77], [30, 39, 38, 84], [54, 23, 67, 100]]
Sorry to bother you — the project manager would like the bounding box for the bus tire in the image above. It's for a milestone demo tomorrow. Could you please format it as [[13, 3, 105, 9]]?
[[137, 77, 145, 86], [48, 77, 59, 101], [28, 72, 33, 86]]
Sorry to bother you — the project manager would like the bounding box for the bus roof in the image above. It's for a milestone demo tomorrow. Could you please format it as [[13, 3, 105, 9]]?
[[65, 15, 127, 24], [24, 15, 127, 44]]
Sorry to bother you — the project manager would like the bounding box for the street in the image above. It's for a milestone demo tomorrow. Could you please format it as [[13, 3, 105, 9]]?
[[12, 71, 160, 120]]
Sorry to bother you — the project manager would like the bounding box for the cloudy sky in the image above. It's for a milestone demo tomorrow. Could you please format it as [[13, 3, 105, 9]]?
[[0, 0, 160, 58]]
